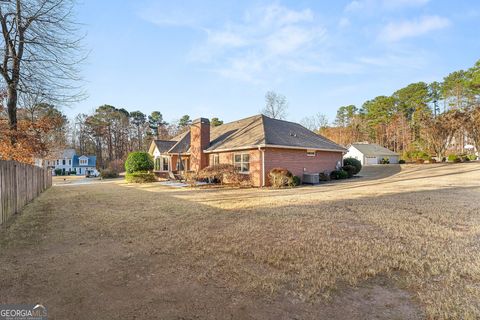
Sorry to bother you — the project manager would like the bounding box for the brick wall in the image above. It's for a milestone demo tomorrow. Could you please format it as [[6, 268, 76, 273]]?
[[190, 118, 210, 171], [209, 147, 342, 187], [209, 149, 263, 186], [264, 148, 343, 184]]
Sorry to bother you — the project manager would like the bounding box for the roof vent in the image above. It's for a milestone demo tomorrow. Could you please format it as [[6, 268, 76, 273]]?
[[289, 131, 297, 137]]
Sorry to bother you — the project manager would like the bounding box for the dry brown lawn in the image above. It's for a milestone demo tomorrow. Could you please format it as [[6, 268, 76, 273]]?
[[1, 163, 480, 319]]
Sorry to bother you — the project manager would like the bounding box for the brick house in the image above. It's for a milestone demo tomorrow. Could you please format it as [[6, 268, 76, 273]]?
[[148, 115, 346, 186]]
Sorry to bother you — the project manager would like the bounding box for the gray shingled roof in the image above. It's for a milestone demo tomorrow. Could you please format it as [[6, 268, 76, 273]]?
[[205, 114, 345, 152], [203, 115, 346, 151], [262, 116, 345, 151], [154, 140, 177, 153], [351, 143, 398, 156], [160, 114, 345, 154], [168, 131, 191, 154], [206, 115, 266, 151]]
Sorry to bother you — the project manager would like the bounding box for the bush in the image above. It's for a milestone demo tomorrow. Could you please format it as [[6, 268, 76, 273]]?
[[54, 168, 63, 176], [380, 158, 390, 164], [319, 171, 331, 181], [448, 154, 460, 163], [403, 150, 430, 162], [292, 176, 301, 186], [398, 159, 406, 164], [125, 171, 156, 183], [330, 169, 348, 180], [343, 157, 362, 175], [415, 158, 424, 164], [464, 157, 470, 162], [269, 168, 294, 188], [342, 165, 356, 178], [100, 169, 119, 179], [198, 164, 250, 186], [468, 154, 477, 161], [441, 157, 447, 162], [125, 152, 154, 174]]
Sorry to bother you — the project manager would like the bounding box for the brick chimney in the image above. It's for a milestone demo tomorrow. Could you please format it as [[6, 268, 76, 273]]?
[[190, 118, 210, 172]]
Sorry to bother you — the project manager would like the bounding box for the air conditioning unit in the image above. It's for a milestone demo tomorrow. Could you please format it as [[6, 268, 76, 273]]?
[[303, 173, 319, 184]]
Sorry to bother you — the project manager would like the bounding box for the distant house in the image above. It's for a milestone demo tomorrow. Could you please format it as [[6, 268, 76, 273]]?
[[344, 143, 399, 165], [45, 149, 97, 175], [148, 114, 346, 186]]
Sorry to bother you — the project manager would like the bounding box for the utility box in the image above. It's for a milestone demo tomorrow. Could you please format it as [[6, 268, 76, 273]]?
[[303, 173, 320, 184]]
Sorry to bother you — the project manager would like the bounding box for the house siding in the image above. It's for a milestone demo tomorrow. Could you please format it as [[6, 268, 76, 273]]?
[[264, 148, 343, 185]]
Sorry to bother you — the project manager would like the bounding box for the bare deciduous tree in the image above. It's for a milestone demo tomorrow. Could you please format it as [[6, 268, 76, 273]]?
[[0, 0, 84, 137], [262, 91, 288, 120], [420, 112, 456, 159], [300, 112, 328, 132]]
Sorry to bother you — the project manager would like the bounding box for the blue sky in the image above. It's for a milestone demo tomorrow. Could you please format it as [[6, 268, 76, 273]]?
[[72, 0, 480, 124]]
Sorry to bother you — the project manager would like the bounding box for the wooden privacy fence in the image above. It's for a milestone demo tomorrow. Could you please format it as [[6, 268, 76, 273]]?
[[0, 160, 52, 226]]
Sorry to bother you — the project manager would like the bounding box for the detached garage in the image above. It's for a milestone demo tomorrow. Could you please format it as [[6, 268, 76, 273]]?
[[344, 143, 399, 165]]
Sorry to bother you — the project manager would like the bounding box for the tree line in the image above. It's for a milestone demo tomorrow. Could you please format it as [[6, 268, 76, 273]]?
[[315, 59, 480, 160], [71, 107, 224, 169]]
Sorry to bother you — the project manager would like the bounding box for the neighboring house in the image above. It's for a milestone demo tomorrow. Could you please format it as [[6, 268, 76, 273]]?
[[46, 149, 97, 175], [72, 154, 97, 175], [344, 143, 399, 165], [148, 114, 346, 186]]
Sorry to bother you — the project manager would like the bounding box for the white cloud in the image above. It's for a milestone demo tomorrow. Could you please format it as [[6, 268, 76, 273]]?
[[379, 15, 451, 42], [207, 30, 248, 47], [188, 4, 337, 83], [345, 0, 430, 12]]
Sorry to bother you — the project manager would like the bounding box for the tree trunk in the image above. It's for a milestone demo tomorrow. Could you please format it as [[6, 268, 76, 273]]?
[[7, 85, 18, 144]]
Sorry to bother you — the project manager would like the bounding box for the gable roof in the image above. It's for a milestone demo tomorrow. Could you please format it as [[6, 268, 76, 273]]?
[[168, 131, 191, 154], [205, 114, 345, 152], [262, 116, 345, 151], [350, 143, 398, 156], [206, 115, 266, 151], [72, 155, 96, 167], [154, 114, 346, 154], [153, 140, 177, 153]]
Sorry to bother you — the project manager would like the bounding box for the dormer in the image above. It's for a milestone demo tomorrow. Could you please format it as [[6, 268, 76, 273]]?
[[79, 155, 89, 166]]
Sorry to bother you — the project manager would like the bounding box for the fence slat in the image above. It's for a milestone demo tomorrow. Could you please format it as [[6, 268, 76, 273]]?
[[0, 160, 52, 227]]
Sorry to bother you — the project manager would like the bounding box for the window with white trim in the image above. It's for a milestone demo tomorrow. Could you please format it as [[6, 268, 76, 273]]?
[[234, 153, 250, 173], [161, 156, 169, 171], [154, 156, 169, 171], [212, 154, 219, 166], [307, 150, 316, 157], [79, 159, 88, 165]]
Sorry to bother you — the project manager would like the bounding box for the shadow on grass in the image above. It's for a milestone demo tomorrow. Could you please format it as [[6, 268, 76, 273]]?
[[1, 179, 479, 319]]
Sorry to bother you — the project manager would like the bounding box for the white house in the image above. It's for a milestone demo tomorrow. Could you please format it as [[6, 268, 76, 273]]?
[[344, 143, 399, 165], [47, 149, 98, 175]]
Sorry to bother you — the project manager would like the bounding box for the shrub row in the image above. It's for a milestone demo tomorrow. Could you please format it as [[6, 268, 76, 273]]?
[[54, 169, 77, 176], [198, 164, 251, 186]]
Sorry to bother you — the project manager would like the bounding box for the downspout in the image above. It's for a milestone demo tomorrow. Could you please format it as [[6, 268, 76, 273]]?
[[258, 146, 265, 187]]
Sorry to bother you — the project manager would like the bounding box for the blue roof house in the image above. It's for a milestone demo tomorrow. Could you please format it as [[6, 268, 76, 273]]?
[[72, 155, 97, 175]]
